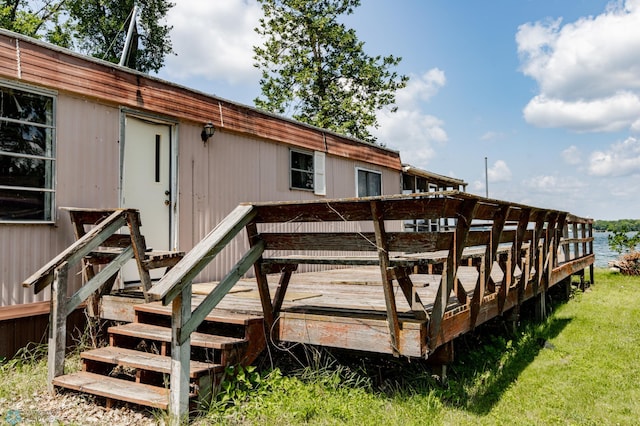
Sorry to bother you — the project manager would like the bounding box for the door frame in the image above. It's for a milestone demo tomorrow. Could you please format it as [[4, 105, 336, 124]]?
[[119, 108, 179, 250]]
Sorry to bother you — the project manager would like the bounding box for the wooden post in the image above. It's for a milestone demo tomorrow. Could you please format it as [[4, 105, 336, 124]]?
[[429, 199, 477, 350], [48, 262, 68, 394], [371, 200, 401, 356], [169, 282, 191, 424]]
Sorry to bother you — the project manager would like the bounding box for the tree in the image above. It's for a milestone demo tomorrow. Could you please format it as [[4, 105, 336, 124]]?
[[65, 0, 174, 72], [0, 0, 174, 73], [0, 1, 71, 47], [608, 228, 640, 255], [253, 0, 408, 143]]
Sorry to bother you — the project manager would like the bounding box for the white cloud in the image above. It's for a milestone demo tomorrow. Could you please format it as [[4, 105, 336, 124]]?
[[588, 136, 640, 176], [517, 1, 640, 132], [480, 131, 505, 142], [487, 160, 512, 183], [522, 174, 587, 194], [374, 69, 448, 168], [161, 0, 262, 84], [561, 145, 582, 165]]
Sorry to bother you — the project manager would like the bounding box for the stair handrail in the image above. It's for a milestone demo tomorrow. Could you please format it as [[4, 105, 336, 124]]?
[[147, 204, 257, 305], [22, 208, 138, 393], [145, 204, 259, 421], [22, 209, 132, 294]]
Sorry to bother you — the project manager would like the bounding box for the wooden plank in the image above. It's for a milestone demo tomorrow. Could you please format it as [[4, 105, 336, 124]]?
[[252, 196, 460, 223], [148, 204, 256, 303], [180, 241, 265, 344], [260, 232, 453, 252], [108, 322, 246, 349], [65, 246, 134, 313], [551, 254, 595, 283], [133, 302, 263, 326], [81, 346, 222, 377], [53, 372, 169, 410], [278, 311, 425, 358], [23, 210, 128, 293]]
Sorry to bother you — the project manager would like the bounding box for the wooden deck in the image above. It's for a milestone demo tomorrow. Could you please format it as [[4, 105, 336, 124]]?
[[24, 192, 594, 420]]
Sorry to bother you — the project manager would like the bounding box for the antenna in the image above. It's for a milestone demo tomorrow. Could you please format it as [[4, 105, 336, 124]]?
[[119, 5, 139, 66], [485, 156, 489, 198]]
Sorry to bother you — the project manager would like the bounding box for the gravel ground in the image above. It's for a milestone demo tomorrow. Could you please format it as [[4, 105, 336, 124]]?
[[0, 391, 163, 425]]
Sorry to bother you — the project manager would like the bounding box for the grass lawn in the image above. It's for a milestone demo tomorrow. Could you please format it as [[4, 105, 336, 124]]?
[[2, 269, 639, 425], [203, 269, 640, 425]]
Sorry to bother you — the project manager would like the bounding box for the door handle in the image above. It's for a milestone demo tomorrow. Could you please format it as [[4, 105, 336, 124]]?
[[165, 190, 170, 196]]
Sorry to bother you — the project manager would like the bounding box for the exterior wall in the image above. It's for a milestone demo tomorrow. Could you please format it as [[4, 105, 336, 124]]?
[[0, 93, 120, 306], [177, 129, 401, 281]]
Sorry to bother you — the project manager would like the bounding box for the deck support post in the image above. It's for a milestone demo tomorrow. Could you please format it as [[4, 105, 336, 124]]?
[[169, 282, 191, 424], [48, 262, 69, 394]]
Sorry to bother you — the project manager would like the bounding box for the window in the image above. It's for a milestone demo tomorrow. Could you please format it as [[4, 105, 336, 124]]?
[[0, 83, 56, 222], [357, 168, 382, 197], [290, 149, 314, 190], [290, 149, 326, 195]]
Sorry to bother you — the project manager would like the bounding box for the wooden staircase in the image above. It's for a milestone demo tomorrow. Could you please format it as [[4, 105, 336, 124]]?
[[52, 304, 265, 410]]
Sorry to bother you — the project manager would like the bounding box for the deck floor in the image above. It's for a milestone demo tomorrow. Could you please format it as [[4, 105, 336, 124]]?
[[144, 265, 510, 319]]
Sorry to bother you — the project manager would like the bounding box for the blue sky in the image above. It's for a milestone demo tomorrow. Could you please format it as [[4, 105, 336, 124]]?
[[155, 0, 640, 220]]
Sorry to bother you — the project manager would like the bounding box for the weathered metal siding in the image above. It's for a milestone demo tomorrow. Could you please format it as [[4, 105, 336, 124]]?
[[0, 94, 120, 307], [0, 29, 405, 305], [0, 31, 402, 171], [178, 129, 401, 281]]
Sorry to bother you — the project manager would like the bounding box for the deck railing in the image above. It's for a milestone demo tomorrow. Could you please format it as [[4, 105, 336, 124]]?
[[147, 191, 594, 420]]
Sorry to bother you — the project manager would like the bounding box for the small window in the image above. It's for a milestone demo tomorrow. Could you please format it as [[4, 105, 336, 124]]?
[[290, 149, 314, 190], [357, 168, 382, 197], [0, 83, 56, 222]]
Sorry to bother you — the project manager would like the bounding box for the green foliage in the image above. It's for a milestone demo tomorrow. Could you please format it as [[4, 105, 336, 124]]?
[[607, 229, 640, 255], [0, 0, 173, 72], [208, 365, 283, 416], [594, 218, 640, 232], [253, 0, 408, 143]]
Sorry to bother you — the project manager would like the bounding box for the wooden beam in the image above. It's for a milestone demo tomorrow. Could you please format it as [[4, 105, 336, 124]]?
[[272, 267, 295, 318], [47, 262, 68, 394], [246, 223, 275, 330], [65, 246, 134, 313], [149, 205, 256, 304], [371, 200, 401, 357], [260, 231, 453, 252], [125, 210, 154, 301], [389, 267, 428, 321], [169, 283, 191, 423], [23, 210, 128, 293], [429, 199, 477, 351], [179, 241, 265, 343], [471, 205, 509, 328]]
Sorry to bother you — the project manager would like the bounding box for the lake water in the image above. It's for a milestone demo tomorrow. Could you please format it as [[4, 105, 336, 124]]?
[[592, 231, 618, 268]]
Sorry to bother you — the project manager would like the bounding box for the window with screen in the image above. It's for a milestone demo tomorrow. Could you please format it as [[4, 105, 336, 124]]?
[[0, 83, 56, 222]]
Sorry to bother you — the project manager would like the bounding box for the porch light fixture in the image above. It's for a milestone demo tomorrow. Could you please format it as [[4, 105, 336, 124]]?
[[201, 121, 215, 142]]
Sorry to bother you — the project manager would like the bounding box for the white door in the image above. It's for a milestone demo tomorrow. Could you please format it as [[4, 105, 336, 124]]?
[[121, 116, 174, 283]]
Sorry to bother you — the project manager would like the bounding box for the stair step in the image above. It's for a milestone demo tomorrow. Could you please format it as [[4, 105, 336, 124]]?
[[81, 346, 223, 377], [53, 371, 169, 410], [108, 322, 247, 349], [135, 302, 264, 326]]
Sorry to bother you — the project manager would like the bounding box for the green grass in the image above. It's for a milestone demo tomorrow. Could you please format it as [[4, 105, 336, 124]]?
[[201, 269, 640, 425], [2, 270, 639, 425]]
